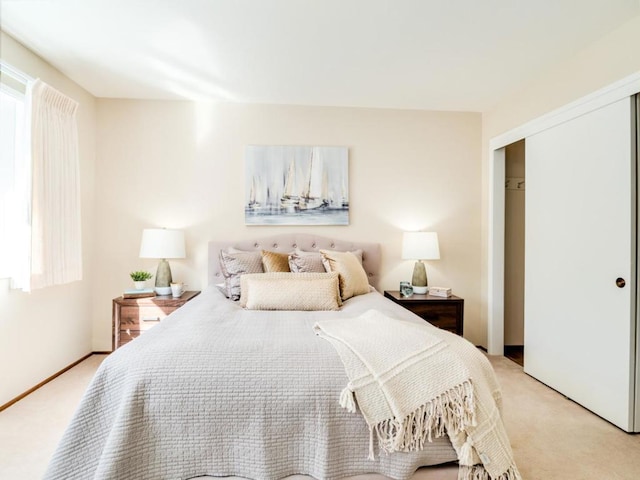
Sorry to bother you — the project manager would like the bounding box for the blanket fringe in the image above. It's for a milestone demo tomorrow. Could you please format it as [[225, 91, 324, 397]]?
[[340, 386, 357, 413], [369, 380, 476, 459], [458, 438, 475, 465], [458, 465, 521, 480]]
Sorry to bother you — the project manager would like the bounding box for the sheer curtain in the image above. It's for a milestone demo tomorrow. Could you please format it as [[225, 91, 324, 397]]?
[[27, 79, 82, 290]]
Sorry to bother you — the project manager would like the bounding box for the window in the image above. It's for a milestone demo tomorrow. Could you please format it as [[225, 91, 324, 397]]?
[[0, 62, 82, 291], [0, 63, 29, 282]]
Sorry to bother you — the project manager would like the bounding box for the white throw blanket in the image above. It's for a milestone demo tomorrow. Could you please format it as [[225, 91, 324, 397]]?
[[314, 309, 521, 480]]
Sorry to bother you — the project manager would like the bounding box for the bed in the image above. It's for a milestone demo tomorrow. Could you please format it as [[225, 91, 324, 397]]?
[[44, 234, 518, 480]]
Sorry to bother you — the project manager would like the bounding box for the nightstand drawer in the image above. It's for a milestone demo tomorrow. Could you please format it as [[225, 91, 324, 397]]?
[[411, 305, 458, 331], [383, 290, 464, 336], [407, 304, 458, 330], [119, 329, 142, 346], [120, 306, 171, 330]]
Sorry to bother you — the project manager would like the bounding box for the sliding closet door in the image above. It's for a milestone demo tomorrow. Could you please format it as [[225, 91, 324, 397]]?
[[525, 97, 637, 431]]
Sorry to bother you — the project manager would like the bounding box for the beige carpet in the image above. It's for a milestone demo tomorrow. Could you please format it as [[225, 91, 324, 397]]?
[[0, 354, 108, 480], [492, 355, 640, 479], [1, 354, 639, 479]]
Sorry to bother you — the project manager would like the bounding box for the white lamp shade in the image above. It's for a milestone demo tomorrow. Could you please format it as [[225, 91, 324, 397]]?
[[402, 232, 440, 260], [139, 229, 186, 259]]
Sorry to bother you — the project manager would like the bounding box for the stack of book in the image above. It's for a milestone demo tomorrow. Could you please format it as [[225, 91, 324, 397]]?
[[122, 288, 156, 299]]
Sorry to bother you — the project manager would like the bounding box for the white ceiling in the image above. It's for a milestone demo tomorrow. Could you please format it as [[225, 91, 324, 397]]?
[[1, 0, 639, 111]]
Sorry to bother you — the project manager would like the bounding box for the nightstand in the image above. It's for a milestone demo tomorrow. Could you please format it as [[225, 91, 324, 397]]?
[[384, 290, 464, 336], [112, 291, 200, 350]]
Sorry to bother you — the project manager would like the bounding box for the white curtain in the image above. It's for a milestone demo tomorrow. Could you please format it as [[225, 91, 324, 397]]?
[[27, 79, 82, 290]]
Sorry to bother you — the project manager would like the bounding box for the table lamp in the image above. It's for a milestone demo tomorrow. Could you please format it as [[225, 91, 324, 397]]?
[[139, 228, 186, 295], [402, 231, 440, 294]]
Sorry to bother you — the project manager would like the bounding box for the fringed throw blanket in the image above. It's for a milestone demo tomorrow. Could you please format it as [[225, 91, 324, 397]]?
[[314, 309, 521, 480]]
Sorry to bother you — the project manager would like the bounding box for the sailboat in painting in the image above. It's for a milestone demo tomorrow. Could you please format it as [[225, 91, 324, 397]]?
[[280, 159, 300, 212], [299, 149, 329, 210], [247, 176, 261, 210], [340, 179, 349, 209]]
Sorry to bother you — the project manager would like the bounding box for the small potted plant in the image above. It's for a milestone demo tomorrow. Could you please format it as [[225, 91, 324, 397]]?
[[130, 270, 153, 290]]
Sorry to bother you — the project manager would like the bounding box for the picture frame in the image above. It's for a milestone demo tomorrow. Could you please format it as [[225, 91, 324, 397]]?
[[245, 145, 349, 226]]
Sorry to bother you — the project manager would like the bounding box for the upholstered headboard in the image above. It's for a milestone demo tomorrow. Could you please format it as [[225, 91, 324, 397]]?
[[208, 233, 382, 290]]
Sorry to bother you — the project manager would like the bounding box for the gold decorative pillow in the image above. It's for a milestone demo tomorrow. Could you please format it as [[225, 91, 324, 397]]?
[[240, 272, 342, 311], [320, 249, 370, 301], [261, 250, 291, 273]]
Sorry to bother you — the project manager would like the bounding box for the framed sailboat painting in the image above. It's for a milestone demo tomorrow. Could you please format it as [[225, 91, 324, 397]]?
[[245, 145, 349, 225]]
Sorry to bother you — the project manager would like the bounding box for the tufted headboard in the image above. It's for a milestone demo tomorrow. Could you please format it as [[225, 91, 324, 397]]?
[[209, 233, 382, 290]]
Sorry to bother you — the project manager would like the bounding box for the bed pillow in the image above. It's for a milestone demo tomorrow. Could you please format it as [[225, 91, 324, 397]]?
[[288, 250, 326, 273], [240, 272, 342, 311], [289, 248, 363, 273], [346, 248, 364, 266], [261, 250, 291, 273], [320, 249, 370, 301], [219, 249, 264, 300]]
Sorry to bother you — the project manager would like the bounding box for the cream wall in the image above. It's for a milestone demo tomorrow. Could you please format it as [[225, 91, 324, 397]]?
[[484, 15, 640, 140], [0, 32, 96, 406], [92, 101, 482, 349], [480, 14, 640, 346]]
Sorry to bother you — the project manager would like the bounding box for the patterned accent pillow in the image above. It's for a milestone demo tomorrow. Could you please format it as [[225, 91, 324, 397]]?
[[261, 250, 291, 273], [219, 249, 264, 300], [320, 249, 370, 301], [289, 248, 363, 273], [240, 272, 341, 310], [288, 250, 326, 273]]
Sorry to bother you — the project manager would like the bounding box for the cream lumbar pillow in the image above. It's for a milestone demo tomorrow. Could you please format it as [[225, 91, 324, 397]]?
[[240, 272, 342, 311], [319, 249, 370, 301]]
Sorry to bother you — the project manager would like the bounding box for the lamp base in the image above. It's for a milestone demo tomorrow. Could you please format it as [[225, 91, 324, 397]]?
[[411, 260, 428, 295], [154, 259, 173, 296]]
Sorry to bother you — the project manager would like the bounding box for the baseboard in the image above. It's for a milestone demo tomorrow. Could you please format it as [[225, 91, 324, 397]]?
[[0, 351, 108, 412]]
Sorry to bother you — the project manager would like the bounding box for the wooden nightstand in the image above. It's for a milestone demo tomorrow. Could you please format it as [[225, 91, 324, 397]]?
[[384, 290, 464, 336], [112, 291, 200, 350]]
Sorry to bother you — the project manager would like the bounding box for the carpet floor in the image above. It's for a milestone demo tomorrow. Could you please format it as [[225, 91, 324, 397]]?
[[492, 355, 640, 479], [1, 354, 639, 479]]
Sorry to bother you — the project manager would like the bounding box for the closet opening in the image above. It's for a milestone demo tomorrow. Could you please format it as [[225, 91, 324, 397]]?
[[504, 139, 525, 366]]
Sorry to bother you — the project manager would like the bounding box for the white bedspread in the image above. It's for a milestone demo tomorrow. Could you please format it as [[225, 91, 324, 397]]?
[[44, 288, 499, 480]]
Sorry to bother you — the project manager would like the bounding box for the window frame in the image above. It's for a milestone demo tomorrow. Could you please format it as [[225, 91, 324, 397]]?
[[0, 61, 31, 283]]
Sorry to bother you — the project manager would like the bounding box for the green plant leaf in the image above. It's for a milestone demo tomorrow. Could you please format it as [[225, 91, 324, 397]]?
[[130, 270, 153, 281]]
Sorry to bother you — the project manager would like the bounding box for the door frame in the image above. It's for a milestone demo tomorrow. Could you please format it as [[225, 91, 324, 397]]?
[[487, 71, 640, 356]]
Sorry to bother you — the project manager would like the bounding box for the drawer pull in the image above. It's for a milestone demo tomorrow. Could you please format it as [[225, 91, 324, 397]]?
[[142, 317, 160, 322]]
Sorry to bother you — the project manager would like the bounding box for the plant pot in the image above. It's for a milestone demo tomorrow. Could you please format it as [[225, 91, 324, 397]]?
[[134, 281, 146, 290]]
